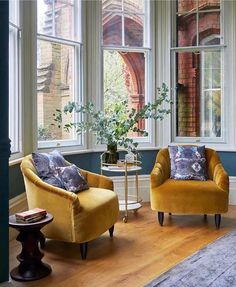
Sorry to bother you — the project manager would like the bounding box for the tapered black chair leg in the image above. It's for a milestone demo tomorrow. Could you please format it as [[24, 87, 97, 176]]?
[[157, 212, 164, 226], [204, 214, 207, 220], [215, 214, 221, 229], [109, 225, 114, 238], [80, 242, 88, 260]]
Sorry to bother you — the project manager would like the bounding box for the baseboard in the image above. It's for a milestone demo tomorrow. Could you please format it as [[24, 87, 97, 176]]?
[[9, 192, 28, 241], [111, 174, 150, 202]]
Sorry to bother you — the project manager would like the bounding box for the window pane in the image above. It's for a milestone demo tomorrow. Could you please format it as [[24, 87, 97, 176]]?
[[37, 40, 75, 141], [203, 50, 221, 89], [202, 90, 221, 137], [103, 12, 122, 46], [199, 12, 220, 45], [175, 50, 222, 138], [198, 0, 220, 10], [9, 0, 19, 25], [124, 0, 144, 14], [37, 0, 80, 41], [176, 0, 221, 47], [103, 50, 145, 138], [102, 0, 122, 11], [9, 27, 19, 153], [124, 14, 143, 47], [177, 14, 197, 47], [102, 0, 147, 48], [177, 0, 197, 14]]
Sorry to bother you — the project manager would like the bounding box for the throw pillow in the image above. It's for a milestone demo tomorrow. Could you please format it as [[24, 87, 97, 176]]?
[[168, 145, 208, 181], [56, 164, 89, 193], [32, 150, 68, 188]]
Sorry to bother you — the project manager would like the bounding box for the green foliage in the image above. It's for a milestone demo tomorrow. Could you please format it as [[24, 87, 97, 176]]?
[[38, 124, 55, 141], [103, 50, 129, 114], [53, 83, 172, 151]]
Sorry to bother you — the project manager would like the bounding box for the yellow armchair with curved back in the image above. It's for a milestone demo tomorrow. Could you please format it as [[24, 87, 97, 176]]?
[[20, 155, 119, 259], [150, 147, 229, 229]]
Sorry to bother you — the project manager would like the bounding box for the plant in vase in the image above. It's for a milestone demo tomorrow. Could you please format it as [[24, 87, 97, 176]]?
[[53, 83, 172, 163]]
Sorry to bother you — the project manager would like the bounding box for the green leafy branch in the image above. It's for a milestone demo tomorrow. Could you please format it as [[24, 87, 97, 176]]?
[[53, 83, 172, 151]]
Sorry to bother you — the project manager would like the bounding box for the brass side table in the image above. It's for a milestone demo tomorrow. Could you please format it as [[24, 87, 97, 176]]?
[[9, 213, 53, 281], [101, 159, 142, 223]]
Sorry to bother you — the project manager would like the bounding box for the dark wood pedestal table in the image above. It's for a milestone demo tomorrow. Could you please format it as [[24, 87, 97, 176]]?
[[9, 213, 53, 281]]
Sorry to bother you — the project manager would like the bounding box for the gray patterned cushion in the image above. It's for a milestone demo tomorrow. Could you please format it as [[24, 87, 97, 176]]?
[[56, 165, 89, 193], [32, 150, 68, 188], [168, 145, 208, 181]]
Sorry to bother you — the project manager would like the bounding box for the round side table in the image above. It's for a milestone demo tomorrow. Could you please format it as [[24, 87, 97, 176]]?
[[9, 213, 53, 281]]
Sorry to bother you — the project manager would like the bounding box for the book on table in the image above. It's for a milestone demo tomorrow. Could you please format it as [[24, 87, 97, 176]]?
[[15, 208, 47, 223]]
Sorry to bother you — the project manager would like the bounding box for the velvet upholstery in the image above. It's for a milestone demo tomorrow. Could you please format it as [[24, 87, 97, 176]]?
[[20, 155, 119, 245], [150, 148, 229, 215]]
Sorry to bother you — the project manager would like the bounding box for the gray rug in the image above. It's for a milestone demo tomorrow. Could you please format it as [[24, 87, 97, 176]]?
[[145, 231, 236, 287]]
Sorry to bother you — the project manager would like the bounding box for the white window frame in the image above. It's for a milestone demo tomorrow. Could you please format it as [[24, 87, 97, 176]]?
[[37, 0, 84, 150], [170, 0, 231, 148], [100, 0, 155, 150], [9, 0, 22, 157]]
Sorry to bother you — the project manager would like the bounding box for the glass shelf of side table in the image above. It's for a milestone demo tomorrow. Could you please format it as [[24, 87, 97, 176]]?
[[101, 159, 142, 223]]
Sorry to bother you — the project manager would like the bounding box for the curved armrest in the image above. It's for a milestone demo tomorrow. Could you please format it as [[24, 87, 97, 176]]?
[[213, 163, 229, 192], [151, 148, 170, 189], [80, 169, 114, 191], [150, 163, 165, 189]]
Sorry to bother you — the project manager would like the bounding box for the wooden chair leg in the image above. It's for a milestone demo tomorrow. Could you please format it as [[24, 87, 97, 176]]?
[[109, 225, 114, 238], [157, 212, 164, 226], [80, 242, 88, 260], [169, 213, 172, 216], [215, 214, 221, 229], [204, 214, 207, 220]]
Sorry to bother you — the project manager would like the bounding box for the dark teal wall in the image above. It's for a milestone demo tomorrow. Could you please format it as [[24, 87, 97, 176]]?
[[9, 150, 236, 199], [0, 0, 10, 283], [9, 164, 25, 199]]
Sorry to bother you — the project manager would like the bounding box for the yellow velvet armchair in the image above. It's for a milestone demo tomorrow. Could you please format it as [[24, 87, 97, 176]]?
[[20, 155, 119, 259], [150, 148, 229, 228]]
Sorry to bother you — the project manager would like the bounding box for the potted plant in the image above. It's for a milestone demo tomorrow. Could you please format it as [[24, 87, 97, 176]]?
[[53, 83, 172, 163]]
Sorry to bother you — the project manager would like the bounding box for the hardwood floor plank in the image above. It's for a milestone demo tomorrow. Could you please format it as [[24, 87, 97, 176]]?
[[9, 203, 236, 287]]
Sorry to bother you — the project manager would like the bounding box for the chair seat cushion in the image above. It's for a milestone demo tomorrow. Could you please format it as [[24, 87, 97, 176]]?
[[151, 179, 228, 214], [74, 187, 119, 242]]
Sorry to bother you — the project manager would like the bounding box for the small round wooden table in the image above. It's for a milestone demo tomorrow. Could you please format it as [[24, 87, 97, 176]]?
[[9, 213, 53, 281]]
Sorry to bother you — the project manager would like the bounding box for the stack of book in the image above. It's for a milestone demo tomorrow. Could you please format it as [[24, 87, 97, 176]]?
[[15, 208, 47, 223]]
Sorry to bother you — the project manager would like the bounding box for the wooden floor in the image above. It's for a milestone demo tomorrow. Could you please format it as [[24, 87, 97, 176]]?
[[9, 203, 236, 287]]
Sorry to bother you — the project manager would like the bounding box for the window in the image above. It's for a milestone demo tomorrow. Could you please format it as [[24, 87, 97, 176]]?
[[9, 0, 21, 154], [172, 0, 224, 143], [37, 0, 82, 148], [102, 0, 151, 141]]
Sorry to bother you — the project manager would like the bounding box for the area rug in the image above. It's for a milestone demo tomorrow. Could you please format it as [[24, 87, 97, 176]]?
[[145, 231, 236, 287]]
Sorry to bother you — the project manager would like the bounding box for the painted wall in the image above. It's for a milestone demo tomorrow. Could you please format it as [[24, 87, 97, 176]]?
[[0, 0, 10, 283], [9, 150, 236, 199]]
